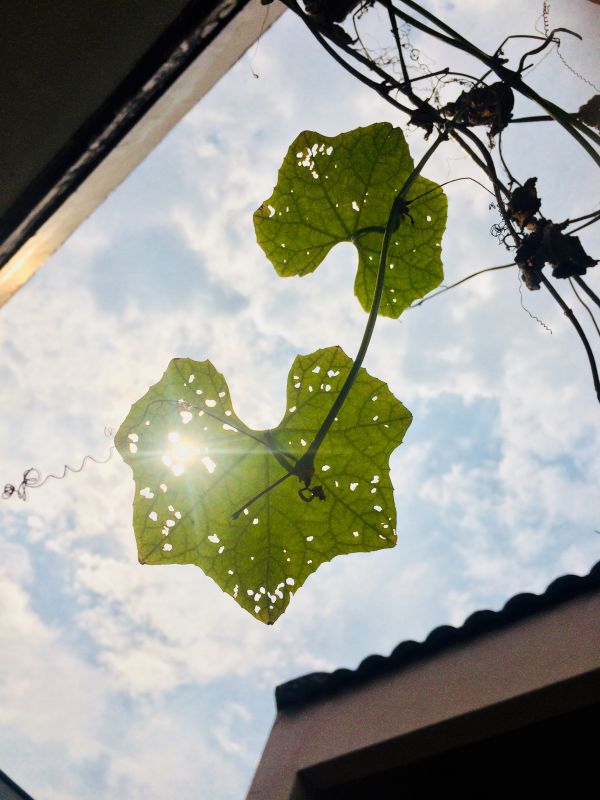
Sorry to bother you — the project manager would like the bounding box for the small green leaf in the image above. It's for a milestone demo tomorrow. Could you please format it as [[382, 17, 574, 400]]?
[[115, 346, 412, 624], [254, 122, 447, 317]]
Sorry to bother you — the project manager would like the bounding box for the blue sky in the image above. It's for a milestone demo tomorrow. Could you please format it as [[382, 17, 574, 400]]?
[[1, 1, 599, 797]]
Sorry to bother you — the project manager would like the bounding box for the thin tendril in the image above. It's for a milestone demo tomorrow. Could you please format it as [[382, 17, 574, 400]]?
[[2, 429, 115, 501], [409, 263, 515, 307]]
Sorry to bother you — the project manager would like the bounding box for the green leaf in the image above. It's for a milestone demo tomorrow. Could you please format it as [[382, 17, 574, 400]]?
[[254, 122, 447, 318], [115, 346, 412, 624]]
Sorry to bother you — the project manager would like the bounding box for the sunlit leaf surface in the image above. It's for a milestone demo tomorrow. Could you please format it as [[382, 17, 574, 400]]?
[[115, 346, 412, 623], [254, 122, 447, 317]]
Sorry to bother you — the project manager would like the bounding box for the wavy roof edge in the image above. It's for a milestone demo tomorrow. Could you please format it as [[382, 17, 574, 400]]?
[[276, 560, 600, 711]]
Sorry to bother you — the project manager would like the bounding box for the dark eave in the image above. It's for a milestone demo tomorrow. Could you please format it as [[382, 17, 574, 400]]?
[[0, 769, 36, 800], [0, 0, 284, 306], [276, 560, 600, 711]]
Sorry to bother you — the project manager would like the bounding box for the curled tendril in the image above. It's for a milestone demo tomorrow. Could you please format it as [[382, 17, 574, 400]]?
[[2, 468, 42, 501], [2, 428, 115, 502]]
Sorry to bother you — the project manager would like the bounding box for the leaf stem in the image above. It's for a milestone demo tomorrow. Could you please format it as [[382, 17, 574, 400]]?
[[296, 131, 448, 485]]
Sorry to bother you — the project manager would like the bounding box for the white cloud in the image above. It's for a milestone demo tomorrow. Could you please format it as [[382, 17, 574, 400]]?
[[1, 2, 599, 797]]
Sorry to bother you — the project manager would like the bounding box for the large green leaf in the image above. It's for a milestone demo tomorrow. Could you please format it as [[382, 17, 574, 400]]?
[[254, 122, 447, 318], [115, 346, 412, 624]]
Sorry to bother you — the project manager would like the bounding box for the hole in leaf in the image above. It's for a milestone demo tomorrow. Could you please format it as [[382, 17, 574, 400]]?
[[202, 456, 216, 473]]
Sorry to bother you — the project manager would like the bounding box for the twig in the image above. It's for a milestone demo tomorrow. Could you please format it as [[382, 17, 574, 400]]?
[[570, 279, 600, 338], [280, 0, 414, 115], [389, 0, 600, 162], [498, 129, 519, 187], [574, 276, 600, 310], [564, 209, 600, 226], [568, 214, 600, 235], [516, 28, 580, 74], [540, 275, 600, 403], [510, 115, 553, 123]]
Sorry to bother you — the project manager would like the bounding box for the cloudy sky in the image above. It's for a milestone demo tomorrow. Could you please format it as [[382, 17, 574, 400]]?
[[1, 1, 599, 797]]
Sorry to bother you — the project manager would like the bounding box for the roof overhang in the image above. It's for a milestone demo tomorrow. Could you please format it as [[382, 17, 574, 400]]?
[[247, 565, 600, 798], [0, 0, 284, 307]]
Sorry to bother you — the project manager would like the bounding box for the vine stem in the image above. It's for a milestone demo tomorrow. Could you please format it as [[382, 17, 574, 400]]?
[[570, 278, 600, 338], [387, 1, 600, 165], [574, 276, 600, 310], [295, 131, 448, 485], [540, 274, 600, 403]]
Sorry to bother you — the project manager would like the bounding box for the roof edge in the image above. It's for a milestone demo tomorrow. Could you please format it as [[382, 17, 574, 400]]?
[[276, 560, 600, 711]]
